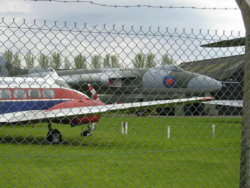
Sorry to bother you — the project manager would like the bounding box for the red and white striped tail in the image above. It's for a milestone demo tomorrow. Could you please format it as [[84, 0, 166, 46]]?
[[88, 84, 100, 100]]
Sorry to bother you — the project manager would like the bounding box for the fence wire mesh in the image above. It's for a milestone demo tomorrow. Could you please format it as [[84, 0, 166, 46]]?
[[0, 17, 245, 187]]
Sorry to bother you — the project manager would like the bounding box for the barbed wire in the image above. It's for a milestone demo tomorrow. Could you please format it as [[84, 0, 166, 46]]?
[[28, 0, 239, 10]]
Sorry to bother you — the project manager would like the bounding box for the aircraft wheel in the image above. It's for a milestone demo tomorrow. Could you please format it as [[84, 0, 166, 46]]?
[[81, 130, 92, 137], [47, 128, 62, 144]]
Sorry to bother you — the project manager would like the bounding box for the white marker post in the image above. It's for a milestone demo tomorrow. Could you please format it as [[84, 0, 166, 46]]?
[[121, 122, 128, 135], [91, 123, 96, 131], [212, 124, 216, 139], [124, 122, 128, 135], [167, 126, 171, 139], [121, 122, 124, 134]]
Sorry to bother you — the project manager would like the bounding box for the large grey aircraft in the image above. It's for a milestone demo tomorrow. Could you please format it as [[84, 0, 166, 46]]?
[[56, 65, 222, 103], [0, 55, 222, 104]]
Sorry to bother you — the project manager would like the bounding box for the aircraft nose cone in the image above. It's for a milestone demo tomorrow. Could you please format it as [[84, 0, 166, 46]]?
[[188, 75, 222, 91]]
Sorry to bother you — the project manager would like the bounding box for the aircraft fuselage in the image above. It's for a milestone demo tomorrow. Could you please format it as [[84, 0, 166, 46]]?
[[57, 65, 222, 103], [0, 75, 103, 125]]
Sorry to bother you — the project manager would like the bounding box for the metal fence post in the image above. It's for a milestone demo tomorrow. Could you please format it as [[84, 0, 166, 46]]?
[[240, 34, 250, 188]]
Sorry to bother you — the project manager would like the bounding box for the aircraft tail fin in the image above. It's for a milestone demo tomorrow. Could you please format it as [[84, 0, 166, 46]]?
[[88, 84, 100, 100]]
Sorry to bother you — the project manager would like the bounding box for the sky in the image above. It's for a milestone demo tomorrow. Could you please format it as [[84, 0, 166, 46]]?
[[0, 0, 246, 67], [0, 0, 245, 33]]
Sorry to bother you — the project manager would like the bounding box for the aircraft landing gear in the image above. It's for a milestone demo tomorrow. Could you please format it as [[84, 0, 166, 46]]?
[[81, 130, 92, 136], [81, 123, 96, 137], [46, 123, 62, 144]]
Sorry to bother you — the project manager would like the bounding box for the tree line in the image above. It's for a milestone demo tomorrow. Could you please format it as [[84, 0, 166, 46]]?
[[2, 50, 175, 70]]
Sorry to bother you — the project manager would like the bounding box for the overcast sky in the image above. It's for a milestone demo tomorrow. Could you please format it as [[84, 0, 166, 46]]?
[[0, 0, 246, 67], [0, 0, 245, 34]]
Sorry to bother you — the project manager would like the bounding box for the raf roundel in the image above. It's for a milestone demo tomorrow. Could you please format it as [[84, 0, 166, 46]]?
[[163, 75, 177, 88]]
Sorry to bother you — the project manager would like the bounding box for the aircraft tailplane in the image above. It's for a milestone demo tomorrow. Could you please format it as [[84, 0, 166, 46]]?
[[88, 84, 100, 100]]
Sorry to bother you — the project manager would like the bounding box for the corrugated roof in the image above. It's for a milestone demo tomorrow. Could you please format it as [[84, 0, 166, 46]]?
[[179, 55, 244, 80]]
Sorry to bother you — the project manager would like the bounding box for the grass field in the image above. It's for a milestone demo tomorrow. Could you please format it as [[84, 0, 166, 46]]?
[[0, 116, 242, 187]]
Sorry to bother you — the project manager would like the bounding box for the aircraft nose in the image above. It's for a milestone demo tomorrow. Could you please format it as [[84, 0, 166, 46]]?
[[187, 75, 222, 91]]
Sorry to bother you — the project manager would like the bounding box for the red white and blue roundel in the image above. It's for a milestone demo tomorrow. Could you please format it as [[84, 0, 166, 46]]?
[[163, 75, 177, 88]]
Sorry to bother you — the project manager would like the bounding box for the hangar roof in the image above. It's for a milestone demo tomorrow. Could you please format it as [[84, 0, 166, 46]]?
[[179, 55, 244, 81]]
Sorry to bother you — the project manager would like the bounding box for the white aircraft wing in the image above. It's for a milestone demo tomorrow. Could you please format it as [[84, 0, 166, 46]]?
[[0, 97, 213, 124], [204, 100, 243, 107]]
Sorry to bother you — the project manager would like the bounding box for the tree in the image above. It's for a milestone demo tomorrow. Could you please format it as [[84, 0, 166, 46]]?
[[38, 54, 50, 69], [91, 55, 102, 69], [50, 52, 61, 69], [133, 53, 157, 68], [3, 50, 22, 69], [110, 55, 121, 68], [24, 53, 35, 68], [12, 53, 21, 69], [3, 50, 13, 63], [145, 53, 156, 68], [133, 53, 146, 68], [64, 57, 71, 69], [103, 54, 121, 68], [103, 54, 111, 68], [74, 54, 87, 69], [161, 54, 175, 65], [235, 1, 250, 187]]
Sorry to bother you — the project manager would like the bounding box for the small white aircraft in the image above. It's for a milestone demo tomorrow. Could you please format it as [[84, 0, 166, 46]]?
[[0, 70, 214, 143]]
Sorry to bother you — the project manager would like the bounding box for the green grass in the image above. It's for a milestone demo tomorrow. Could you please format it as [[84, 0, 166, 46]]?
[[0, 116, 242, 187]]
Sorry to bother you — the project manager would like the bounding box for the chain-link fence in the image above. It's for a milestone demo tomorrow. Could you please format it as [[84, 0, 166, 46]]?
[[0, 17, 245, 187]]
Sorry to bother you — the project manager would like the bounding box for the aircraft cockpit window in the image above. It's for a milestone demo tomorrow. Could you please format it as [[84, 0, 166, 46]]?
[[0, 89, 11, 99], [29, 89, 41, 98], [14, 89, 27, 99], [43, 89, 55, 98]]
